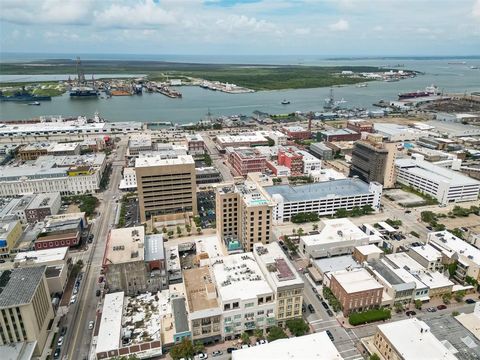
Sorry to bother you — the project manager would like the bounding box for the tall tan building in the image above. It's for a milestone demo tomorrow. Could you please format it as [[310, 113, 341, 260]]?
[[135, 155, 197, 222], [0, 267, 54, 356], [216, 182, 273, 252], [350, 136, 397, 188]]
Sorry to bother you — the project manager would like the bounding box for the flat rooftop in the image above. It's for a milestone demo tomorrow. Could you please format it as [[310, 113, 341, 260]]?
[[183, 266, 220, 314], [332, 268, 383, 293], [216, 133, 267, 144], [144, 234, 164, 262], [104, 226, 145, 264], [0, 266, 46, 307], [265, 178, 372, 202], [232, 331, 343, 360], [253, 242, 304, 290], [301, 218, 369, 247], [377, 318, 458, 360], [455, 303, 480, 341], [14, 246, 68, 264], [283, 126, 308, 132], [27, 192, 59, 210], [314, 255, 361, 275], [355, 244, 383, 256], [96, 292, 124, 353], [396, 157, 480, 186], [210, 252, 273, 302], [135, 154, 194, 168], [409, 244, 442, 262], [429, 231, 480, 265]]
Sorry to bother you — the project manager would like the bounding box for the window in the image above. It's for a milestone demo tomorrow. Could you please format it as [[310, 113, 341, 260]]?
[[245, 302, 254, 308], [224, 304, 231, 311], [233, 302, 239, 309]]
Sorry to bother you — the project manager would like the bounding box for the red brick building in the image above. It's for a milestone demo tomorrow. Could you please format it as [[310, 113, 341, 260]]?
[[281, 126, 311, 140], [346, 119, 374, 133], [319, 129, 361, 142], [278, 149, 303, 175], [227, 147, 267, 176], [330, 269, 383, 316]]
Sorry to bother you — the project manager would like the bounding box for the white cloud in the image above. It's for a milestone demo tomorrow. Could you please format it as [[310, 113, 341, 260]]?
[[329, 19, 350, 31], [473, 0, 480, 19], [294, 27, 311, 35]]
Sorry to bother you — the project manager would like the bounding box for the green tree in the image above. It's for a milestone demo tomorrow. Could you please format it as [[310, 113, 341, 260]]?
[[267, 138, 275, 146], [241, 332, 250, 344], [177, 226, 182, 236], [267, 326, 287, 342], [194, 341, 205, 353], [452, 311, 460, 317], [442, 293, 452, 304], [253, 328, 264, 340], [204, 153, 213, 166], [312, 223, 319, 231], [297, 228, 304, 237], [414, 299, 423, 310], [454, 290, 466, 302], [169, 338, 194, 360], [394, 302, 404, 313], [197, 227, 202, 234], [162, 226, 167, 234], [447, 262, 458, 278], [186, 224, 192, 235], [286, 318, 309, 336], [369, 354, 380, 360], [167, 230, 174, 238]]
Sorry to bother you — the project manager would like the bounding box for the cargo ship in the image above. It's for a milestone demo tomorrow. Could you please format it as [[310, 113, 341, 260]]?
[[398, 85, 440, 100], [0, 91, 51, 102]]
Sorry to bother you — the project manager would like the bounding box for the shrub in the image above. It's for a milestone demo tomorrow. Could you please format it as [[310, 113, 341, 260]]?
[[286, 318, 309, 336], [348, 308, 391, 326]]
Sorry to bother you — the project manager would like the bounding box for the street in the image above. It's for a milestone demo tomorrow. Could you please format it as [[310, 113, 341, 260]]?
[[62, 139, 127, 360]]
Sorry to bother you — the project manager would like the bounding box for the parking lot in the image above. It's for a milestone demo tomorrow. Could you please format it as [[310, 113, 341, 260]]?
[[123, 197, 140, 227], [197, 190, 216, 228], [385, 189, 426, 207]]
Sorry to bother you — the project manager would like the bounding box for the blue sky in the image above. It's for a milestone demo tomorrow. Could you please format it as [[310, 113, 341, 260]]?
[[1, 0, 479, 56]]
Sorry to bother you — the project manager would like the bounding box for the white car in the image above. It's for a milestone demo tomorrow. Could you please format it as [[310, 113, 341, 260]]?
[[69, 295, 77, 305], [88, 321, 94, 330], [57, 336, 64, 346]]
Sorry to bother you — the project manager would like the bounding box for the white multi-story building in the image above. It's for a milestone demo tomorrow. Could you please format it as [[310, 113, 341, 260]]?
[[210, 253, 276, 339], [119, 167, 137, 190], [296, 150, 322, 175], [264, 178, 382, 224], [408, 244, 443, 272], [395, 154, 480, 205], [185, 134, 206, 155], [299, 218, 373, 259], [127, 134, 152, 156], [428, 230, 480, 283], [253, 242, 304, 327], [0, 154, 106, 196]]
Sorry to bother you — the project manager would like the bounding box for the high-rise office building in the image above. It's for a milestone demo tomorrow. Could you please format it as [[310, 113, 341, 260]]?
[[350, 137, 397, 188], [0, 267, 54, 356], [216, 181, 274, 252], [135, 155, 197, 222]]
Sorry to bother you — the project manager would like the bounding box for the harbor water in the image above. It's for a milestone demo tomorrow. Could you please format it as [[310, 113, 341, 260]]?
[[1, 57, 479, 123]]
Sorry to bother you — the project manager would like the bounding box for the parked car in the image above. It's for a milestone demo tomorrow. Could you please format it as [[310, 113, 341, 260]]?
[[302, 303, 306, 313], [227, 348, 236, 354], [312, 286, 318, 294], [212, 351, 223, 357], [88, 321, 94, 330], [465, 298, 476, 304], [69, 295, 77, 305], [426, 307, 437, 312], [57, 336, 64, 346], [196, 353, 208, 359], [96, 289, 101, 297], [326, 330, 334, 341], [405, 210, 412, 214], [316, 294, 322, 301], [308, 304, 315, 313], [327, 309, 334, 317], [406, 311, 416, 316], [437, 304, 447, 310], [321, 301, 329, 310], [53, 348, 61, 359], [241, 344, 250, 349], [60, 327, 67, 336]]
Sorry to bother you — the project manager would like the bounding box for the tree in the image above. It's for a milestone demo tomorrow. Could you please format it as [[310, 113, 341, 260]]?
[[162, 226, 167, 234], [76, 259, 84, 268], [194, 341, 205, 353], [442, 293, 452, 304], [414, 299, 423, 310], [186, 224, 192, 235], [167, 230, 174, 238], [177, 226, 182, 236], [267, 326, 287, 342], [447, 262, 458, 278], [203, 153, 213, 166], [312, 223, 319, 231], [394, 302, 404, 313], [452, 311, 460, 317], [286, 318, 309, 337], [169, 338, 194, 360], [297, 228, 304, 237], [197, 227, 202, 234], [254, 328, 264, 340], [241, 332, 250, 344], [454, 290, 466, 302], [369, 354, 380, 360], [267, 138, 275, 147]]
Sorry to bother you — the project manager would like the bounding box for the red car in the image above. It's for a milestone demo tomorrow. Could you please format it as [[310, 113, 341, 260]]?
[[437, 304, 447, 310]]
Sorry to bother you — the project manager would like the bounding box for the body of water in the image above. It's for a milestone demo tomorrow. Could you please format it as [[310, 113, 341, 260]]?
[[1, 55, 479, 123]]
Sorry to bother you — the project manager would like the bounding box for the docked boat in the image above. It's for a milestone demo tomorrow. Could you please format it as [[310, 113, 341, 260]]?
[[398, 85, 440, 100], [281, 99, 290, 105], [69, 57, 99, 98], [0, 90, 51, 102]]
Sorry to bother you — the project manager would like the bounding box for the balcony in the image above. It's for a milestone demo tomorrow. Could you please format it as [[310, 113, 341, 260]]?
[[245, 321, 256, 330], [225, 326, 233, 333]]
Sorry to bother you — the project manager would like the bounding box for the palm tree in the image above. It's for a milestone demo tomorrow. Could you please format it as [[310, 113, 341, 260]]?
[[312, 223, 319, 231], [297, 228, 304, 236]]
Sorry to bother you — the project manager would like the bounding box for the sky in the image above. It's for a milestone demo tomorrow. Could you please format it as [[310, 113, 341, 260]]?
[[0, 0, 479, 56]]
